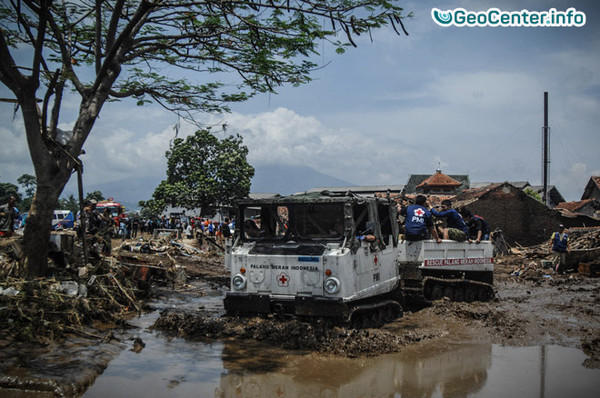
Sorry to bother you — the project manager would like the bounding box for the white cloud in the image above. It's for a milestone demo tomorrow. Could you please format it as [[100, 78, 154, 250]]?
[[0, 115, 34, 184], [553, 163, 600, 202]]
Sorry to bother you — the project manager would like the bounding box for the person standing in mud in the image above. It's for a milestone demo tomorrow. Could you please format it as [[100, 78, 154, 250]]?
[[132, 217, 139, 238], [83, 199, 101, 235], [0, 195, 17, 237], [549, 224, 570, 273], [221, 217, 232, 243], [98, 208, 114, 255]]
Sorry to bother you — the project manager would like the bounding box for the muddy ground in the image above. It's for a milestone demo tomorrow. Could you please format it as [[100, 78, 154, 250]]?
[[157, 254, 600, 365], [1, 246, 600, 396]]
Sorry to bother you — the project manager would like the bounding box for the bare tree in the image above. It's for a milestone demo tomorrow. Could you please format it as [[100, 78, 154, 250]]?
[[0, 0, 409, 276]]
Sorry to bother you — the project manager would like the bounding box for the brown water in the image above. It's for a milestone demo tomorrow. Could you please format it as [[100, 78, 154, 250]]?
[[3, 281, 599, 397], [79, 296, 599, 398], [81, 334, 599, 398]]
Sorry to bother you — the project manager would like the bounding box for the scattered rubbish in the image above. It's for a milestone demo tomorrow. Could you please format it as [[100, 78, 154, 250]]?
[[131, 337, 146, 353], [0, 286, 19, 296], [0, 231, 219, 344]]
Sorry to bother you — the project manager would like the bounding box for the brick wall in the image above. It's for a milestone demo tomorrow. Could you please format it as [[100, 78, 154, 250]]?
[[462, 185, 600, 246]]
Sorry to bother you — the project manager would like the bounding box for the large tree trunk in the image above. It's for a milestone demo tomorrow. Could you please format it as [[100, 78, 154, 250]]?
[[22, 179, 68, 277], [18, 88, 77, 278], [2, 1, 150, 278]]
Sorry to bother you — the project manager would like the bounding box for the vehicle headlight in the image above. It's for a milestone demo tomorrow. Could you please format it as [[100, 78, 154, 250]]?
[[232, 274, 247, 290], [324, 277, 341, 294]]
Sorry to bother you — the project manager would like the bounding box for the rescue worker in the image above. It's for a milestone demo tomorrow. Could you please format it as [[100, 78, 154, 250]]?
[[399, 195, 441, 243], [98, 207, 114, 255], [430, 199, 469, 242], [81, 199, 103, 257], [549, 224, 569, 274], [221, 218, 232, 240], [0, 195, 17, 237], [83, 199, 101, 235], [460, 208, 490, 243]]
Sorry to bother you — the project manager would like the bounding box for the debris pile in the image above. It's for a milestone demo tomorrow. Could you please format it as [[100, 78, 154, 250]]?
[[0, 258, 145, 344], [567, 228, 600, 250], [509, 228, 600, 259], [0, 234, 213, 345]]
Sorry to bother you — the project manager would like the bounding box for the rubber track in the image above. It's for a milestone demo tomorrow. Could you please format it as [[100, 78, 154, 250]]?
[[422, 276, 495, 302], [347, 300, 402, 328]]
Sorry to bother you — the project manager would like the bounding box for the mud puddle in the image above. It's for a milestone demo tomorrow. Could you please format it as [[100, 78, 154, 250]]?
[[86, 279, 599, 398], [83, 339, 598, 398], [3, 275, 600, 397]]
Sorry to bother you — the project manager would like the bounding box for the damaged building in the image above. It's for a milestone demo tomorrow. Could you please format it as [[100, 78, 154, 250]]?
[[452, 183, 600, 246], [302, 169, 600, 247], [581, 176, 600, 201]]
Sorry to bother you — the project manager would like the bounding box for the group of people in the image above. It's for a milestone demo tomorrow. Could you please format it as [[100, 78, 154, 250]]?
[[398, 195, 489, 244], [398, 194, 571, 273], [189, 217, 234, 245]]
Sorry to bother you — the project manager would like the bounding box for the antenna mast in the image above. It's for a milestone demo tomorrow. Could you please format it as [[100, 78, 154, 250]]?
[[542, 92, 550, 205]]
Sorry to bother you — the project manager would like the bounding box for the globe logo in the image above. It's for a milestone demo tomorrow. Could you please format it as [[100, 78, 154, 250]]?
[[432, 8, 453, 26]]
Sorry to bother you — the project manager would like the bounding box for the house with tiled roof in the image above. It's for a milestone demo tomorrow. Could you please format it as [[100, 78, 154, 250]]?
[[555, 199, 600, 219], [404, 169, 469, 195], [582, 176, 600, 201], [414, 168, 463, 195]]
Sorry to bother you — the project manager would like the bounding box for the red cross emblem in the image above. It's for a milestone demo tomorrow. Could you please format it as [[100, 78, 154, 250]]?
[[414, 208, 425, 217], [277, 273, 290, 287]]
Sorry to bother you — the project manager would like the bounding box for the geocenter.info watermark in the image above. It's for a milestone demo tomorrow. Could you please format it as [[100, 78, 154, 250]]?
[[432, 7, 586, 27]]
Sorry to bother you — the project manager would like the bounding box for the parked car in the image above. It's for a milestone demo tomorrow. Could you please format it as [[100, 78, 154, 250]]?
[[52, 210, 75, 230]]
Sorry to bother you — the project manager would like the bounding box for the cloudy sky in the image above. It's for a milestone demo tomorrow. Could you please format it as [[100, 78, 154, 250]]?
[[1, 0, 599, 202]]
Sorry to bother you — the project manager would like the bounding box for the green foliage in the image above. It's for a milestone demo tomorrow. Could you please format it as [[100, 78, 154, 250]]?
[[0, 0, 409, 277], [138, 199, 162, 218], [17, 174, 36, 198], [85, 191, 105, 202], [0, 182, 21, 205], [1, 0, 410, 119], [14, 174, 36, 213], [524, 188, 542, 202], [58, 194, 79, 214], [151, 128, 254, 211]]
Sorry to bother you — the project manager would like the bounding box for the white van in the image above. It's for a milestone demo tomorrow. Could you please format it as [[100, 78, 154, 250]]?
[[52, 210, 75, 230]]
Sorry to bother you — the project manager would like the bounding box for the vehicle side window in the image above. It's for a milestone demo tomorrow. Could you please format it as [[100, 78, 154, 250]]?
[[353, 204, 369, 235], [378, 203, 393, 245]]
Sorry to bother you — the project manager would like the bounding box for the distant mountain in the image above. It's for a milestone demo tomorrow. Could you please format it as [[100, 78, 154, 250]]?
[[60, 164, 353, 211], [251, 164, 354, 195]]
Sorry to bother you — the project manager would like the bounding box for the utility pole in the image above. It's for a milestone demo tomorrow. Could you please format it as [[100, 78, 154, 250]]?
[[542, 91, 550, 205]]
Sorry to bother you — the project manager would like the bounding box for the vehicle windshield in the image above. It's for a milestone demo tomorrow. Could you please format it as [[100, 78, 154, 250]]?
[[98, 205, 121, 218], [241, 203, 344, 241]]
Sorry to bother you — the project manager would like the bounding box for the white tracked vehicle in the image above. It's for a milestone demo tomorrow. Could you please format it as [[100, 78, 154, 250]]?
[[224, 192, 494, 325]]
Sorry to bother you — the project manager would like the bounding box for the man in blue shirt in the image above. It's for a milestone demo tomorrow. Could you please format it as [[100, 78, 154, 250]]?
[[430, 199, 468, 242], [460, 208, 490, 243], [400, 195, 441, 242], [548, 224, 569, 273]]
